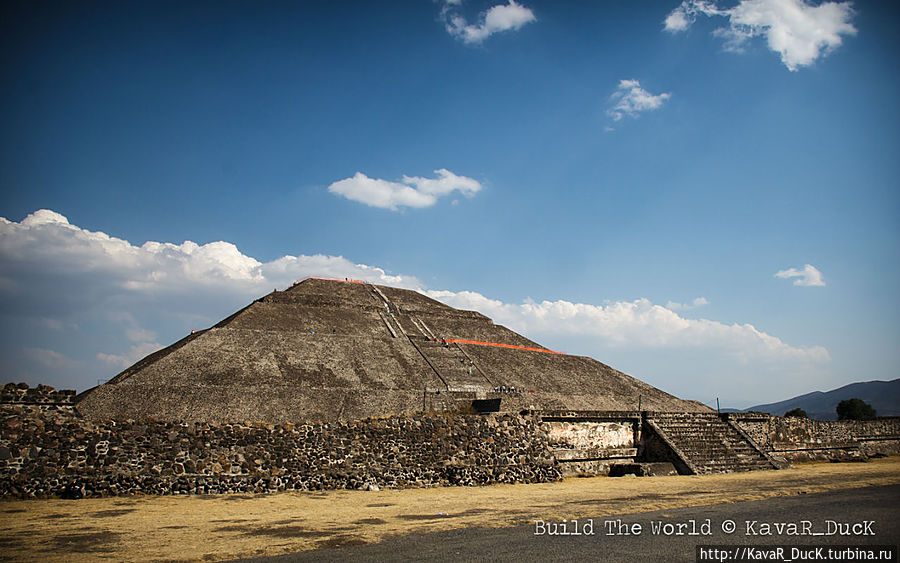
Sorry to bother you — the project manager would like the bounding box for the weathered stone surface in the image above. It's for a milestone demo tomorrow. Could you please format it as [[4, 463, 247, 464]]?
[[732, 414, 900, 462], [1, 401, 562, 498], [76, 278, 708, 423], [1, 383, 75, 405], [543, 421, 634, 450]]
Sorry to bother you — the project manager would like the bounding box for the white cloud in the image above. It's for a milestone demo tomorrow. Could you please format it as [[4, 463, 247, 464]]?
[[664, 0, 856, 71], [0, 210, 420, 298], [775, 264, 826, 287], [98, 314, 160, 366], [96, 353, 129, 369], [327, 169, 482, 211], [1, 209, 832, 403], [664, 5, 693, 31], [125, 327, 156, 342], [442, 0, 536, 45], [427, 289, 829, 363], [24, 348, 79, 370], [607, 79, 672, 122], [0, 210, 424, 388], [97, 342, 162, 370], [664, 0, 726, 32], [666, 297, 710, 310], [37, 317, 65, 331]]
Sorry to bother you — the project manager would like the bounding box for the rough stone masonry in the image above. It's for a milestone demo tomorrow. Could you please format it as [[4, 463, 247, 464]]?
[[3, 383, 899, 498], [1, 384, 560, 498], [3, 279, 898, 497]]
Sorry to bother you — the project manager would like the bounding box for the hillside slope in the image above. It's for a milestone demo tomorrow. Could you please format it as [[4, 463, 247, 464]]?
[[745, 379, 900, 420]]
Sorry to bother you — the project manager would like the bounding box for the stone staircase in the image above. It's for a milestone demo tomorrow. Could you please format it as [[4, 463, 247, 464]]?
[[366, 283, 492, 392], [648, 413, 778, 474], [417, 340, 490, 390]]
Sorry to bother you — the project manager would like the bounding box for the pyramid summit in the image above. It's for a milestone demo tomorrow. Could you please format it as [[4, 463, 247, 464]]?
[[77, 277, 708, 423]]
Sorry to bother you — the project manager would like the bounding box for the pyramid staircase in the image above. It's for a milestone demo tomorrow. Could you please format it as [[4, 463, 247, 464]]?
[[646, 413, 782, 474], [416, 340, 491, 390], [367, 284, 493, 392]]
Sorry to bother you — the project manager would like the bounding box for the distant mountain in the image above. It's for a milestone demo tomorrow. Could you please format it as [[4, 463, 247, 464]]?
[[743, 379, 900, 420]]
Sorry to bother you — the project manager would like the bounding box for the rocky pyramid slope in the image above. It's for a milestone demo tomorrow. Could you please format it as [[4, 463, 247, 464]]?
[[77, 277, 708, 422]]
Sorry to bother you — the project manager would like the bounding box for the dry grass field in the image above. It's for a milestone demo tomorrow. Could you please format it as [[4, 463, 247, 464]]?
[[1, 458, 898, 562]]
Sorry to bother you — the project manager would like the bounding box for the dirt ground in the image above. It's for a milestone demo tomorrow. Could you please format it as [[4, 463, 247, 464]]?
[[1, 458, 898, 562]]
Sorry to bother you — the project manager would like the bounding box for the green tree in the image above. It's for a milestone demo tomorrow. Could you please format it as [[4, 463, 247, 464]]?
[[784, 407, 807, 418], [836, 398, 876, 421]]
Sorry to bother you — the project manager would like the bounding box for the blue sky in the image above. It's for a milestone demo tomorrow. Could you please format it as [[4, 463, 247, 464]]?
[[1, 0, 898, 407]]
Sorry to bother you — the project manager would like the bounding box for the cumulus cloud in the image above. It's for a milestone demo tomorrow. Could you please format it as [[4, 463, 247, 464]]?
[[664, 0, 856, 71], [24, 348, 80, 370], [427, 289, 829, 363], [0, 209, 422, 388], [607, 79, 672, 122], [97, 341, 162, 370], [666, 297, 710, 311], [125, 326, 157, 343], [775, 264, 826, 287], [93, 312, 161, 371], [441, 0, 536, 45], [1, 210, 831, 403], [0, 210, 420, 298], [327, 169, 482, 211], [664, 0, 727, 31], [664, 3, 697, 31], [36, 318, 65, 331]]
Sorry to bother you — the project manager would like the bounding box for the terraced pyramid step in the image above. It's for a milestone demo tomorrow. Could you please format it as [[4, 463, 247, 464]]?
[[649, 413, 778, 474], [77, 277, 711, 423]]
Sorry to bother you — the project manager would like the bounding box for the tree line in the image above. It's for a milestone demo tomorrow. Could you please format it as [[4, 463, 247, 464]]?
[[784, 398, 877, 420]]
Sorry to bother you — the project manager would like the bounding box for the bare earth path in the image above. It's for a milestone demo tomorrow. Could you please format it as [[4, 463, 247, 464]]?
[[1, 458, 898, 562]]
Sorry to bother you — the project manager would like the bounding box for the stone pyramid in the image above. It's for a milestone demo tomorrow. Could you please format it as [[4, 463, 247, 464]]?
[[77, 277, 708, 422]]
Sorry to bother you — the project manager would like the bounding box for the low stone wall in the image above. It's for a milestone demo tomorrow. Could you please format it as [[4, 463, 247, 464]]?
[[732, 414, 900, 461], [5, 383, 900, 498], [1, 400, 560, 498], [1, 383, 75, 405]]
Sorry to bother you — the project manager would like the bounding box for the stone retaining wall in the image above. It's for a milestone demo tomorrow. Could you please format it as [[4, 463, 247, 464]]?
[[1, 383, 75, 405], [1, 398, 560, 498], [4, 384, 900, 498], [732, 414, 900, 461]]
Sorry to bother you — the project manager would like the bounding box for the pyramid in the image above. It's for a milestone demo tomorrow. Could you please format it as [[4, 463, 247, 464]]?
[[77, 277, 709, 422]]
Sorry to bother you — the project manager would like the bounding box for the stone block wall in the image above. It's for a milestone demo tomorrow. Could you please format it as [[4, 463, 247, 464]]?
[[1, 383, 75, 405], [732, 414, 900, 461], [1, 394, 560, 498], [5, 383, 900, 498]]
